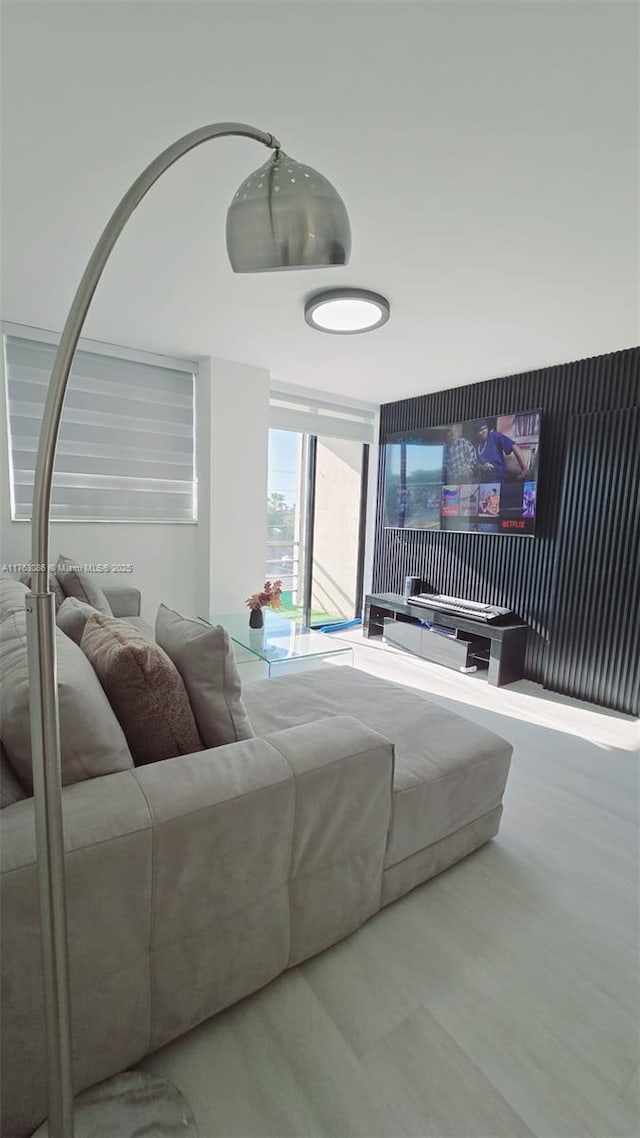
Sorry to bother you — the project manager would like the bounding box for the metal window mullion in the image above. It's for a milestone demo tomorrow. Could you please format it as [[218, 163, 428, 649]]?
[[354, 443, 369, 618], [302, 435, 317, 627]]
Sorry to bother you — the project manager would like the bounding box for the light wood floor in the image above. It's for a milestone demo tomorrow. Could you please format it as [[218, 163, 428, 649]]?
[[139, 636, 640, 1138]]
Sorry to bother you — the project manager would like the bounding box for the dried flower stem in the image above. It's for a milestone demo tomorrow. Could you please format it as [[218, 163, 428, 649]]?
[[245, 579, 283, 611]]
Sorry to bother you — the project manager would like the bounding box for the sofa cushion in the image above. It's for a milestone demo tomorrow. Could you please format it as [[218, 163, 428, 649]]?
[[120, 616, 154, 639], [56, 596, 99, 645], [56, 555, 112, 614], [0, 607, 134, 792], [101, 583, 141, 618], [242, 666, 512, 868], [155, 605, 254, 748], [81, 614, 203, 766], [0, 741, 27, 808]]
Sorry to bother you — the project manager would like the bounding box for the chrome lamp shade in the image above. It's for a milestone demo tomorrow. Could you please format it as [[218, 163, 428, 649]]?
[[226, 150, 351, 271]]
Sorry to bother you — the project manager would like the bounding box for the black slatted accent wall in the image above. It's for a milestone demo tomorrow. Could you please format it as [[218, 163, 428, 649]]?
[[544, 407, 640, 713], [372, 347, 640, 714]]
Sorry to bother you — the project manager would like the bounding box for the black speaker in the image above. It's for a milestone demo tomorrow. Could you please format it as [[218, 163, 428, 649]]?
[[403, 575, 421, 599]]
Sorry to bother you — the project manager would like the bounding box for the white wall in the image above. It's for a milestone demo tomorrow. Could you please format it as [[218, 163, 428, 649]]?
[[0, 347, 270, 623], [207, 357, 269, 615]]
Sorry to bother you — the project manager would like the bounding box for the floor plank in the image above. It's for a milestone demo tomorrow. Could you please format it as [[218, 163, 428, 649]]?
[[141, 971, 405, 1137], [358, 1003, 535, 1138]]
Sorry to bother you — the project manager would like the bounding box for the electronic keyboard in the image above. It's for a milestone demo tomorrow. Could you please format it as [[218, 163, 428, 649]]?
[[408, 593, 515, 624]]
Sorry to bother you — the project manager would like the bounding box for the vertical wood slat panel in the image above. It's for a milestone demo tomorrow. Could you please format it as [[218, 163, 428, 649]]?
[[545, 408, 640, 714], [372, 347, 640, 715]]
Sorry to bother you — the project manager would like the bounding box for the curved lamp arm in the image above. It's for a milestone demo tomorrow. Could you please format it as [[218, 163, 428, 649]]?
[[27, 122, 279, 1138], [31, 122, 278, 581]]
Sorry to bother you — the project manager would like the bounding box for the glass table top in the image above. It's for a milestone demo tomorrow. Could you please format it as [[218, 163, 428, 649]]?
[[201, 611, 352, 665]]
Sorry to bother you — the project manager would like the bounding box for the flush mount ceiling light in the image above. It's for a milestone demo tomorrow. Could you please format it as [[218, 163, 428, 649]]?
[[304, 287, 390, 334]]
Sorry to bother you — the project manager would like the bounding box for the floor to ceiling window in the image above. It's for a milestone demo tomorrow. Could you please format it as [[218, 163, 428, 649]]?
[[266, 429, 305, 612], [266, 392, 375, 626]]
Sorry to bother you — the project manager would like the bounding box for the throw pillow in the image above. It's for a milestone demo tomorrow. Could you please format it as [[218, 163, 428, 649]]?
[[0, 740, 28, 808], [18, 571, 66, 612], [0, 608, 133, 792], [155, 605, 254, 747], [56, 555, 112, 615], [0, 573, 29, 623], [56, 596, 99, 646], [81, 614, 204, 765]]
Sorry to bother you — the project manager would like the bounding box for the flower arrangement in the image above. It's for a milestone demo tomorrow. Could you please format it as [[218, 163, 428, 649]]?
[[245, 579, 283, 612]]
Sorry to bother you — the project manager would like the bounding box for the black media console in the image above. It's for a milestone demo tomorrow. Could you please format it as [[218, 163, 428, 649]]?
[[363, 593, 529, 687]]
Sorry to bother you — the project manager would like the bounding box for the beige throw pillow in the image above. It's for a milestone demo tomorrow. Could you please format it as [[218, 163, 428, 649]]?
[[1, 741, 28, 808], [0, 573, 29, 622], [56, 555, 112, 614], [0, 608, 133, 791], [56, 596, 99, 645], [81, 614, 204, 765], [155, 604, 254, 747]]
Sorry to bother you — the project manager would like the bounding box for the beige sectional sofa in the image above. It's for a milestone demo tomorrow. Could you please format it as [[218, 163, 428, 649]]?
[[0, 573, 512, 1138]]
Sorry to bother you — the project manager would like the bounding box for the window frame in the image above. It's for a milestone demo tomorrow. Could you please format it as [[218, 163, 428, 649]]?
[[2, 322, 199, 524], [269, 381, 377, 443]]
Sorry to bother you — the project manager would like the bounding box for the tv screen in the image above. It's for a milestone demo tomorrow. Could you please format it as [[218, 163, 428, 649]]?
[[383, 409, 541, 536]]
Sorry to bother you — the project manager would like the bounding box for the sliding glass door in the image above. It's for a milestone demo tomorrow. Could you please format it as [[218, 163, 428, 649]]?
[[266, 428, 368, 626]]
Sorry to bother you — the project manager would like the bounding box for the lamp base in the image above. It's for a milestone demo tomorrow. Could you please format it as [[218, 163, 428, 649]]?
[[30, 1071, 197, 1137]]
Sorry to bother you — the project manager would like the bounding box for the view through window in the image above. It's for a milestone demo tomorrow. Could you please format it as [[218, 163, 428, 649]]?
[[266, 429, 305, 614], [266, 428, 366, 626]]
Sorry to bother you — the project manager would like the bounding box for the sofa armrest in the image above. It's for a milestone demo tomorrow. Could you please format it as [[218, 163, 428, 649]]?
[[1, 769, 154, 1138], [135, 729, 295, 1055], [102, 583, 141, 617], [0, 716, 393, 1136], [263, 715, 395, 965], [132, 714, 394, 1041]]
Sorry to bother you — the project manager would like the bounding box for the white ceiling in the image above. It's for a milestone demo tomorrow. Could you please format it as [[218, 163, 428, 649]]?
[[1, 0, 638, 405]]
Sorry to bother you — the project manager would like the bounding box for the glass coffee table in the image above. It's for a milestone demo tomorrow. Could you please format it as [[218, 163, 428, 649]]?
[[200, 611, 353, 678]]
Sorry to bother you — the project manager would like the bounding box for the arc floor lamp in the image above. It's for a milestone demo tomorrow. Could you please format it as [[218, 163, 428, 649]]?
[[26, 121, 351, 1138]]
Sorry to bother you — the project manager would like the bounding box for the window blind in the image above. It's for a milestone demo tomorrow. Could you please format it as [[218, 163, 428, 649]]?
[[269, 387, 377, 442], [4, 334, 197, 522]]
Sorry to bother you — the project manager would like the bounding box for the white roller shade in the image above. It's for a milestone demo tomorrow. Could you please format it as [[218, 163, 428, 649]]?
[[4, 333, 197, 522], [269, 387, 376, 442]]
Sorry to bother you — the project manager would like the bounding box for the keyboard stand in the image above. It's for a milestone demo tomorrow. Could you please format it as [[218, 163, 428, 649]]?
[[363, 593, 529, 687]]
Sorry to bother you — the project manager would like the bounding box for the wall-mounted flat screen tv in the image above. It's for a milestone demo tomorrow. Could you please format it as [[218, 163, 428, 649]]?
[[383, 408, 541, 536]]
